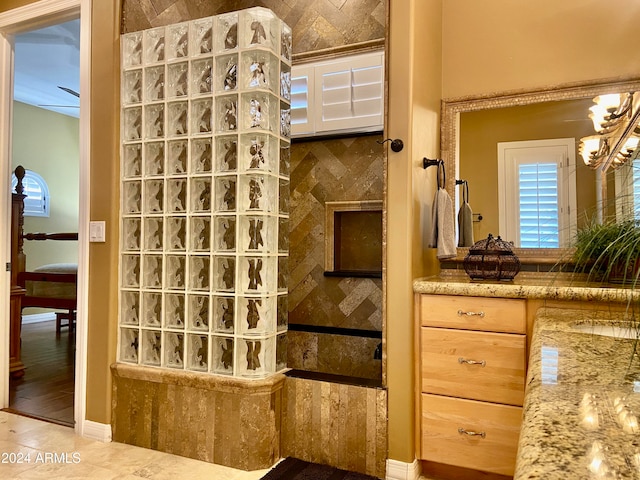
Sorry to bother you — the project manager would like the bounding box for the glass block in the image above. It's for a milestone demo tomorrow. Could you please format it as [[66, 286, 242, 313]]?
[[187, 294, 210, 331], [237, 295, 275, 335], [143, 217, 163, 251], [190, 177, 212, 212], [280, 64, 291, 100], [240, 92, 277, 131], [215, 12, 238, 52], [187, 334, 209, 371], [278, 217, 289, 253], [142, 292, 162, 327], [240, 51, 277, 92], [144, 142, 165, 176], [212, 256, 235, 292], [167, 179, 187, 213], [166, 22, 189, 60], [277, 294, 288, 331], [144, 65, 165, 102], [277, 256, 288, 292], [239, 133, 277, 173], [167, 140, 188, 174], [123, 69, 142, 104], [123, 143, 142, 178], [164, 332, 184, 368], [237, 256, 276, 294], [189, 255, 210, 291], [279, 178, 289, 214], [212, 296, 235, 333], [122, 182, 142, 213], [211, 336, 234, 375], [143, 27, 165, 64], [238, 215, 276, 254], [121, 254, 140, 287], [142, 254, 163, 289], [280, 106, 291, 138], [164, 293, 185, 328], [121, 291, 140, 325], [166, 216, 186, 251], [191, 98, 212, 134], [215, 136, 238, 172], [281, 23, 292, 61], [123, 218, 141, 251], [144, 104, 164, 139], [238, 174, 277, 213], [123, 106, 142, 141], [213, 215, 236, 252], [215, 95, 238, 132], [280, 141, 290, 178], [141, 330, 162, 366], [122, 32, 143, 68], [214, 175, 237, 212], [143, 179, 164, 213], [236, 336, 274, 378], [168, 101, 189, 136], [191, 58, 213, 95], [165, 255, 186, 290], [119, 328, 139, 363], [215, 54, 237, 92], [191, 17, 213, 55], [191, 138, 212, 173], [240, 8, 278, 50], [276, 332, 287, 371], [190, 216, 211, 251], [167, 62, 189, 98]]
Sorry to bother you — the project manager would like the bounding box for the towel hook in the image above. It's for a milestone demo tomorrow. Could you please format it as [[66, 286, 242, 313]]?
[[377, 138, 404, 152]]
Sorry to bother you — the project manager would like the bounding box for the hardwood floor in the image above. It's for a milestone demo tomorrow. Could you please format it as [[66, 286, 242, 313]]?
[[8, 319, 75, 427]]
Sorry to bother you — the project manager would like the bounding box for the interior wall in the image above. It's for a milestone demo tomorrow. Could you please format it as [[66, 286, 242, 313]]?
[[442, 0, 640, 99], [11, 101, 79, 271]]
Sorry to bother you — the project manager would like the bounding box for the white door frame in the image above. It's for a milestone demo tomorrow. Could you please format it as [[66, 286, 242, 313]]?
[[0, 0, 91, 436]]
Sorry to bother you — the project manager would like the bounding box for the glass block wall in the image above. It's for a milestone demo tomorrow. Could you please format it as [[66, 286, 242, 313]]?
[[118, 7, 291, 378]]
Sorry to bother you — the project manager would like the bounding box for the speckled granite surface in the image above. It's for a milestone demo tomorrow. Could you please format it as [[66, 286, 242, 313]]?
[[517, 307, 640, 479]]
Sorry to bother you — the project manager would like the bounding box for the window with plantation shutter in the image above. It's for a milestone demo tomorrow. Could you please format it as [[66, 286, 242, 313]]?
[[290, 50, 384, 137], [614, 161, 640, 221], [11, 169, 50, 217], [498, 139, 577, 248]]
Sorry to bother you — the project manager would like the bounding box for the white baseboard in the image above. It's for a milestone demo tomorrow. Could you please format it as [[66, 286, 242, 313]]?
[[82, 420, 112, 443], [386, 458, 421, 480], [22, 312, 56, 324]]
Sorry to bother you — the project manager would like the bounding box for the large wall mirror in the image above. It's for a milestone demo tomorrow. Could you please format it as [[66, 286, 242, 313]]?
[[441, 77, 640, 263]]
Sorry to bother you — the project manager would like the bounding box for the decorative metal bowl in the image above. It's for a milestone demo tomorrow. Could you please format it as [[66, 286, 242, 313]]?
[[463, 233, 521, 281]]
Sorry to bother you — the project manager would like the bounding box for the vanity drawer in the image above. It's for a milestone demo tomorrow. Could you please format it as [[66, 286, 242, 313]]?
[[421, 327, 526, 405], [419, 294, 526, 333], [421, 393, 522, 476]]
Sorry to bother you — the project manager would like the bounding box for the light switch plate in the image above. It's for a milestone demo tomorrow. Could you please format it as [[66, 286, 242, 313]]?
[[89, 221, 106, 242]]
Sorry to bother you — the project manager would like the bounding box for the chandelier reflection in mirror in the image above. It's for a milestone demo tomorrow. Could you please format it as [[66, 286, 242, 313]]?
[[579, 92, 640, 170]]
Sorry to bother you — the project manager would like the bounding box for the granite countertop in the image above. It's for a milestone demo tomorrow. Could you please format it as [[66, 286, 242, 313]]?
[[515, 307, 640, 479]]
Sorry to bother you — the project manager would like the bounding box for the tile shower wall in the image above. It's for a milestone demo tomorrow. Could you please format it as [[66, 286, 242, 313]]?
[[288, 136, 384, 380], [118, 8, 290, 379]]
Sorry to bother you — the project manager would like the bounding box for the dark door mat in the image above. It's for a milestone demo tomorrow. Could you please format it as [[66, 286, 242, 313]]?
[[260, 457, 381, 480]]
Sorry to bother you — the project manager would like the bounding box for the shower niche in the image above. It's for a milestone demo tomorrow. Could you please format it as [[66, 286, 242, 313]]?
[[119, 7, 291, 379]]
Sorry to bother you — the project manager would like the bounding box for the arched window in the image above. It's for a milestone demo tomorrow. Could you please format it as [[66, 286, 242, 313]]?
[[11, 169, 50, 217]]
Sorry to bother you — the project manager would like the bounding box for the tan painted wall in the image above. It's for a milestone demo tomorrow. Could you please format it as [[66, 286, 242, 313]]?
[[442, 0, 640, 98], [12, 101, 79, 271], [387, 0, 442, 464]]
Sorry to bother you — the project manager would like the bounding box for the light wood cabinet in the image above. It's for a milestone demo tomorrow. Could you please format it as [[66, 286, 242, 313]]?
[[416, 294, 526, 476]]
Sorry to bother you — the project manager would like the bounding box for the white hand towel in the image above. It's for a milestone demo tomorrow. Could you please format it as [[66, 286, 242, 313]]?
[[457, 201, 474, 247], [428, 188, 456, 259]]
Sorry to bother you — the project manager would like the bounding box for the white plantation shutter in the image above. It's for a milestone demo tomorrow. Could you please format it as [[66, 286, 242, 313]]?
[[291, 51, 384, 137], [11, 170, 50, 217], [518, 163, 559, 248]]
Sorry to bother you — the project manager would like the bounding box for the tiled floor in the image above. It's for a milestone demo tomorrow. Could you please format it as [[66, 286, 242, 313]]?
[[0, 411, 270, 479]]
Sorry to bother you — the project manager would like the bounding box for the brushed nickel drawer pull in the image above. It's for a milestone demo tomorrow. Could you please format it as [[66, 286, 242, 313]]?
[[457, 309, 485, 318], [458, 427, 486, 438], [458, 357, 486, 367]]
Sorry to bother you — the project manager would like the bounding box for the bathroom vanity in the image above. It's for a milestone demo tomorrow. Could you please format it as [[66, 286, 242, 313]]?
[[414, 274, 640, 478]]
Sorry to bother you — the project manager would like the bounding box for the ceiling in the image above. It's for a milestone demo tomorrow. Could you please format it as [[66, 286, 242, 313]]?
[[13, 19, 80, 118]]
